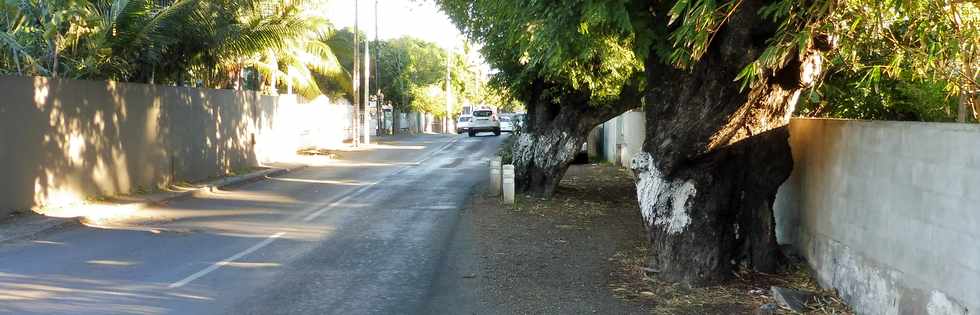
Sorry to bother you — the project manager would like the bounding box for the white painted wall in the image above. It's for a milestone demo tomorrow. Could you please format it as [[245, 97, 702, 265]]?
[[599, 110, 645, 165], [256, 95, 353, 163], [775, 118, 980, 315], [596, 113, 980, 314]]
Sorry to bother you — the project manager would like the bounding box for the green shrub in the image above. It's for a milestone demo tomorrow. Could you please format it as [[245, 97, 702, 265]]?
[[498, 132, 517, 164]]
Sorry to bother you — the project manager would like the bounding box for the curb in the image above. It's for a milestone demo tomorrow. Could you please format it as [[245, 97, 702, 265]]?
[[0, 216, 85, 244], [0, 165, 305, 243], [142, 165, 306, 205], [194, 166, 300, 196]]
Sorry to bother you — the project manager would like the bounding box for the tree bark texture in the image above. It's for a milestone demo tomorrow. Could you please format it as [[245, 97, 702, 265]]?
[[633, 0, 834, 286], [512, 81, 640, 197]]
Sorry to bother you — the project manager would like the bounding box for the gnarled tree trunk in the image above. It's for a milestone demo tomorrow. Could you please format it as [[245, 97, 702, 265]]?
[[633, 0, 835, 286], [513, 80, 639, 197], [512, 123, 588, 197]]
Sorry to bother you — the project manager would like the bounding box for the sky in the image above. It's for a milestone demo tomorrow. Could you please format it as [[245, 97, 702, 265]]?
[[323, 0, 492, 79], [324, 0, 464, 50]]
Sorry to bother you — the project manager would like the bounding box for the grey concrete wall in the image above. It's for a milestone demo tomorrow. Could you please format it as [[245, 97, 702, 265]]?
[[0, 75, 344, 215], [775, 118, 980, 315], [619, 110, 646, 166], [601, 115, 620, 164], [598, 110, 645, 166]]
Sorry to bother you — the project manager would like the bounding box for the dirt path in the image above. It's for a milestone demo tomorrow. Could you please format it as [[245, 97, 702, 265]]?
[[425, 164, 652, 314], [425, 163, 853, 315]]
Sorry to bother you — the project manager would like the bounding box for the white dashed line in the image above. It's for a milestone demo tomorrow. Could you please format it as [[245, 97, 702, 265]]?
[[169, 232, 286, 288]]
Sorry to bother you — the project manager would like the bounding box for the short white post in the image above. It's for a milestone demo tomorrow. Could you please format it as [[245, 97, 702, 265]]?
[[502, 164, 515, 204], [489, 157, 502, 196]]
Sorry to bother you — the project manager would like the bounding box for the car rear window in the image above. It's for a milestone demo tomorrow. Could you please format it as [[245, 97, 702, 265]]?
[[458, 116, 471, 122], [500, 117, 511, 122], [473, 110, 493, 117]]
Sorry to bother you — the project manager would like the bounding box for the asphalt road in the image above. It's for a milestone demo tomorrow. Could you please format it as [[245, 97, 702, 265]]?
[[0, 133, 506, 315]]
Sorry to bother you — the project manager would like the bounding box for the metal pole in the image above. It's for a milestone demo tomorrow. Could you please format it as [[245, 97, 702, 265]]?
[[375, 0, 384, 135], [445, 47, 452, 133], [352, 0, 360, 147], [363, 29, 371, 145]]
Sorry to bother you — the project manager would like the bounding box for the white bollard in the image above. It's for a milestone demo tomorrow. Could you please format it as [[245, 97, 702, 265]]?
[[502, 164, 515, 204], [489, 157, 502, 196]]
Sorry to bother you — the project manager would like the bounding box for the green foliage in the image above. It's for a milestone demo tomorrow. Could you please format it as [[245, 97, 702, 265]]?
[[377, 36, 446, 112], [440, 0, 979, 123], [497, 131, 517, 164], [480, 84, 524, 112], [799, 73, 958, 121], [0, 0, 340, 97], [788, 0, 979, 121], [352, 35, 483, 116], [317, 27, 360, 101], [409, 84, 445, 115], [437, 0, 649, 106]]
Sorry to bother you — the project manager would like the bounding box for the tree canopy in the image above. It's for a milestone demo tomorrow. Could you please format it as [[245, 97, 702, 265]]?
[[801, 0, 980, 121], [364, 35, 483, 116], [1, 0, 342, 98], [438, 0, 649, 108], [438, 0, 979, 122]]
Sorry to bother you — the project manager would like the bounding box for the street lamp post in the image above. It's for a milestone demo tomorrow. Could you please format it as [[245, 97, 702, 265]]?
[[363, 30, 371, 145], [445, 47, 452, 134], [352, 0, 360, 147], [375, 0, 384, 135]]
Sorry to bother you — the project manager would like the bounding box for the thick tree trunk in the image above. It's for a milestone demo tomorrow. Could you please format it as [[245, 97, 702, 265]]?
[[634, 0, 835, 286], [393, 109, 401, 134], [512, 125, 587, 197], [512, 81, 640, 197], [959, 93, 969, 123]]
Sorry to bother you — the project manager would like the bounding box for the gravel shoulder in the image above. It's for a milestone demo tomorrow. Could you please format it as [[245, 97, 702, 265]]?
[[425, 162, 852, 315], [425, 163, 652, 314]]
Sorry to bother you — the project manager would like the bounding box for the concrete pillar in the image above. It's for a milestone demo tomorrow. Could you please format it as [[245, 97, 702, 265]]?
[[489, 157, 502, 196], [502, 164, 515, 204]]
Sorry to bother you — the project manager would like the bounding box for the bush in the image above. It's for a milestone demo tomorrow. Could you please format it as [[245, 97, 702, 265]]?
[[498, 132, 517, 164]]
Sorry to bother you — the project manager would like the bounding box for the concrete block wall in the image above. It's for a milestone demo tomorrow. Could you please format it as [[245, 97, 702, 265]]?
[[0, 75, 349, 215], [599, 110, 645, 166], [775, 118, 980, 315]]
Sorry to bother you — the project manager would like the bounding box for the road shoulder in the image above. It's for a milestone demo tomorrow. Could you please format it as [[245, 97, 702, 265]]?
[[426, 164, 652, 314], [0, 164, 304, 242]]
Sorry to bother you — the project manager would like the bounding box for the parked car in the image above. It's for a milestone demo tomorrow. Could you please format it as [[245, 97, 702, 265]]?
[[468, 109, 501, 137], [456, 115, 472, 134], [500, 116, 514, 133]]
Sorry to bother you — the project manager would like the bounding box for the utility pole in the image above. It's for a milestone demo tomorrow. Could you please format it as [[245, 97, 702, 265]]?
[[375, 0, 384, 135], [445, 47, 452, 134], [352, 0, 360, 146], [363, 26, 371, 145]]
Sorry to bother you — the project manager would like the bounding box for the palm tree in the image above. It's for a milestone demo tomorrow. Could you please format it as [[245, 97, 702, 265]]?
[[244, 0, 344, 98], [1, 0, 349, 99]]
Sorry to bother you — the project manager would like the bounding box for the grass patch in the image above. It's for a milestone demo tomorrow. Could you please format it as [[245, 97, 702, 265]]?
[[497, 132, 517, 164]]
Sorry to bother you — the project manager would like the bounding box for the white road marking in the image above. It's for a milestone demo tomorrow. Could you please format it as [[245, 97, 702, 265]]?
[[168, 136, 466, 289], [302, 186, 369, 222], [300, 136, 462, 222], [169, 232, 286, 289]]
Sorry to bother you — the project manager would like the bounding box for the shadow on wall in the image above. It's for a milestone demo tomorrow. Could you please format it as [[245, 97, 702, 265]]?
[[0, 76, 280, 215]]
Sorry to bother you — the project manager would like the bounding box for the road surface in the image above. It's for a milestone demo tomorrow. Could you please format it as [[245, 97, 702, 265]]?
[[0, 133, 505, 315]]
